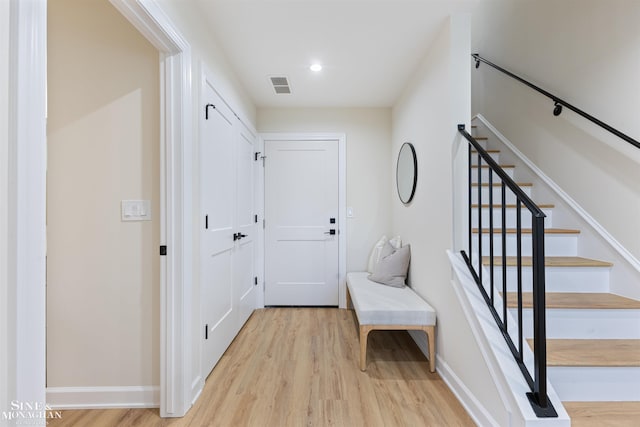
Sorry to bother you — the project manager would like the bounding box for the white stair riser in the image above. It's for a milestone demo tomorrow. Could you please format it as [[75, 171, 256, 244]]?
[[471, 185, 532, 204], [548, 367, 640, 401], [470, 153, 500, 165], [471, 167, 515, 182], [472, 233, 578, 256], [471, 207, 553, 228], [517, 309, 640, 339], [486, 266, 611, 293]]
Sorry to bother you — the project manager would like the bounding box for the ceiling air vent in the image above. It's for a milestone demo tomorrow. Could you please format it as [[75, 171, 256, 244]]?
[[270, 76, 291, 94]]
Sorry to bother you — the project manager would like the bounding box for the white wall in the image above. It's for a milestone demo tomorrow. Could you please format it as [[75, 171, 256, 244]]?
[[472, 0, 640, 260], [391, 15, 512, 425], [257, 108, 392, 271], [47, 0, 160, 389], [0, 0, 11, 416]]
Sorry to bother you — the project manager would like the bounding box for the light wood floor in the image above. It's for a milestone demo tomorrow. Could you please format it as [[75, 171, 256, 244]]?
[[48, 308, 474, 426]]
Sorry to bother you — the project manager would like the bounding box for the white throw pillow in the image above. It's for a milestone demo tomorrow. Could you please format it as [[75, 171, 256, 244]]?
[[367, 235, 387, 273], [368, 243, 411, 288], [389, 236, 402, 249]]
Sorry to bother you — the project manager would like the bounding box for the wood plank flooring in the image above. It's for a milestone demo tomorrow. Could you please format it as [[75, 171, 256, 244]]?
[[48, 308, 474, 427]]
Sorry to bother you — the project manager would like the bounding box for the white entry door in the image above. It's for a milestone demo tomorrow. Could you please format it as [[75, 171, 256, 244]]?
[[264, 140, 339, 306], [200, 84, 256, 377]]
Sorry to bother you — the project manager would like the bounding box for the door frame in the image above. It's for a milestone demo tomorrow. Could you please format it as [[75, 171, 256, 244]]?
[[259, 133, 347, 309], [11, 0, 195, 418], [109, 0, 194, 417]]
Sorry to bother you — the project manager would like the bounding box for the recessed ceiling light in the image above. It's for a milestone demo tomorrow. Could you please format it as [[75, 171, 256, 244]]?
[[310, 63, 322, 72]]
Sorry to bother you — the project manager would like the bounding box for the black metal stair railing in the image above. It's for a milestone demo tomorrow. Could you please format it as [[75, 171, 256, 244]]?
[[458, 124, 557, 418], [472, 53, 640, 151]]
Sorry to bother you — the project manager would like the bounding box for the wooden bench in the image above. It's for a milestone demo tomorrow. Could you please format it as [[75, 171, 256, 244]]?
[[346, 272, 437, 372]]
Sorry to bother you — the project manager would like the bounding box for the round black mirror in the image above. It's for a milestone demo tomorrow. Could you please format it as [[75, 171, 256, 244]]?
[[396, 142, 417, 204]]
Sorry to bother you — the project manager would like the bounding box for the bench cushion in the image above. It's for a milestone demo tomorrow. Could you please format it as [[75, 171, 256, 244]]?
[[347, 272, 436, 326]]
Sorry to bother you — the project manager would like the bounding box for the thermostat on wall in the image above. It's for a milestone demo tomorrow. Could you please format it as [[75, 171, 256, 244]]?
[[121, 200, 151, 221]]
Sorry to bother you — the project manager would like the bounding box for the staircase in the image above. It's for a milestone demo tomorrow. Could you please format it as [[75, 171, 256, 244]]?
[[470, 122, 640, 426]]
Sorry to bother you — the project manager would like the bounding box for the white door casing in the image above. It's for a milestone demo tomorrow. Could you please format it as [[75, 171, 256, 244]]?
[[105, 0, 194, 416], [263, 135, 346, 307]]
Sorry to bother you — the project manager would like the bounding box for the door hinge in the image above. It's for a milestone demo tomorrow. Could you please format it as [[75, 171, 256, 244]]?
[[205, 103, 215, 120], [254, 151, 261, 161], [263, 219, 265, 229], [254, 276, 258, 286], [205, 214, 209, 229], [205, 324, 208, 340], [159, 245, 167, 256], [254, 214, 258, 223]]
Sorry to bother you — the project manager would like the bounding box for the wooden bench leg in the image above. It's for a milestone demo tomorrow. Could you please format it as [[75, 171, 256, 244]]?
[[424, 325, 436, 373], [359, 325, 373, 371]]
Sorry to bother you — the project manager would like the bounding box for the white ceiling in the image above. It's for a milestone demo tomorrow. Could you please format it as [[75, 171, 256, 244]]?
[[193, 0, 478, 108]]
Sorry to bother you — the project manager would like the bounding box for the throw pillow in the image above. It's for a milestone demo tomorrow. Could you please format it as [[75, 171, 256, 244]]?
[[367, 235, 387, 273], [368, 244, 411, 287]]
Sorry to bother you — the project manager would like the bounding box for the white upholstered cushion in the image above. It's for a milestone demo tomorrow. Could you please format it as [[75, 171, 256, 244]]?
[[347, 272, 436, 326]]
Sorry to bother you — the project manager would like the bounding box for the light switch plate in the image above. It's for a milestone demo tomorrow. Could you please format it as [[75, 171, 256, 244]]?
[[121, 200, 151, 221]]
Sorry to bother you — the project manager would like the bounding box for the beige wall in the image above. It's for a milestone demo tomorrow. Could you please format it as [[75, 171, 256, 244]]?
[[391, 17, 510, 425], [472, 0, 640, 260], [47, 0, 160, 387], [0, 0, 11, 411], [257, 108, 392, 271]]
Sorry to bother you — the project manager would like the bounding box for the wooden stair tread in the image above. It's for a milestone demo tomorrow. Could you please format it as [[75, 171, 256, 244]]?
[[471, 182, 533, 187], [473, 136, 488, 140], [472, 203, 555, 209], [564, 401, 640, 427], [473, 227, 581, 234], [482, 256, 612, 267], [470, 164, 515, 169], [506, 292, 640, 309], [526, 339, 640, 367], [471, 148, 500, 154], [471, 149, 499, 153]]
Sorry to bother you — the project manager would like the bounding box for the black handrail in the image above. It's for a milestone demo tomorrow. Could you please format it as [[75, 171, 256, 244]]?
[[458, 124, 557, 417], [472, 54, 640, 151]]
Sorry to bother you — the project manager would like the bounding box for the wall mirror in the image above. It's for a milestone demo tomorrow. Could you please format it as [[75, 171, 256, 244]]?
[[396, 142, 417, 204]]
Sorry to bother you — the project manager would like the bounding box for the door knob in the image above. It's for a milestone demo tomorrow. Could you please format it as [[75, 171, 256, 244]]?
[[324, 229, 336, 235], [234, 232, 248, 241]]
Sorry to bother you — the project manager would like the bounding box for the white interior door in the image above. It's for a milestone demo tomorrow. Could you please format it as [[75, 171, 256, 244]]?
[[200, 97, 237, 377], [200, 84, 256, 377], [264, 140, 339, 306], [234, 124, 256, 326]]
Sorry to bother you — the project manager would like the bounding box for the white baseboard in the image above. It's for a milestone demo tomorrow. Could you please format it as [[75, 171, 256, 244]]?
[[46, 386, 160, 409], [436, 357, 501, 427], [407, 331, 500, 427]]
